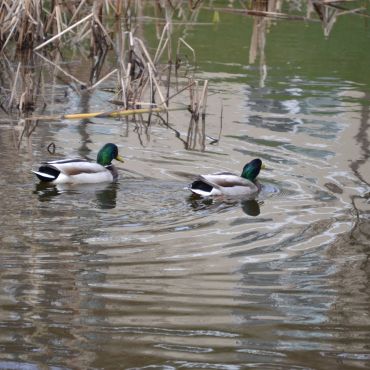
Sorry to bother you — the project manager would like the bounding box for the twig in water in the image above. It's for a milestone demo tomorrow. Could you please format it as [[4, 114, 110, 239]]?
[[47, 142, 56, 154]]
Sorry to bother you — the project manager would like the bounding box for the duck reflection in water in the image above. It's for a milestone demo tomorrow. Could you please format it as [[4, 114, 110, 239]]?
[[34, 182, 118, 210], [241, 199, 261, 216], [188, 194, 261, 217]]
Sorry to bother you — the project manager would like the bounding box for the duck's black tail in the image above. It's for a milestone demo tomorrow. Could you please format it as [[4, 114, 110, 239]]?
[[190, 180, 213, 193], [32, 166, 60, 182]]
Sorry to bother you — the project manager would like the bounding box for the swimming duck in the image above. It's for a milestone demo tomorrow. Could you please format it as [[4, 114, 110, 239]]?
[[189, 158, 264, 197], [32, 143, 124, 184]]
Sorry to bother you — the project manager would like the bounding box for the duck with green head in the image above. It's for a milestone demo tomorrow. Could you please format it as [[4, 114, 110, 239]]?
[[32, 143, 124, 184], [189, 158, 265, 197]]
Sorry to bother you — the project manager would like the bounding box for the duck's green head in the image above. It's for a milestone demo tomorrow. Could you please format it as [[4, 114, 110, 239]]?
[[241, 158, 264, 181], [97, 143, 124, 166]]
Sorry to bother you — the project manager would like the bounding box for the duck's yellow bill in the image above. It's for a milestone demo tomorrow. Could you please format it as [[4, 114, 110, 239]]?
[[261, 163, 267, 169], [116, 155, 125, 163]]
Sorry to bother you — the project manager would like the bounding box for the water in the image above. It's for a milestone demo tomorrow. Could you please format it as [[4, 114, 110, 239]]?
[[1, 5, 370, 370]]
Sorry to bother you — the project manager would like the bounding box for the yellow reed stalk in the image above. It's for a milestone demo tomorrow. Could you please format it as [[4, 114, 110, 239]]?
[[24, 106, 187, 121], [63, 107, 165, 119]]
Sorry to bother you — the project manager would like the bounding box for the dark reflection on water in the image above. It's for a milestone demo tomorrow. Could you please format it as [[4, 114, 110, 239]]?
[[189, 195, 262, 217], [34, 182, 119, 209], [34, 182, 61, 200], [241, 199, 260, 216], [95, 183, 118, 209]]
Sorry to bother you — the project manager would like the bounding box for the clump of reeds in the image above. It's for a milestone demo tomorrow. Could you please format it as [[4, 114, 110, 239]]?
[[0, 0, 43, 51], [1, 0, 209, 150], [0, 50, 44, 114]]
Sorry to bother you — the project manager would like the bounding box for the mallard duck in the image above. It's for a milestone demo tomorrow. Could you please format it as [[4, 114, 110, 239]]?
[[189, 158, 265, 197], [32, 143, 124, 184]]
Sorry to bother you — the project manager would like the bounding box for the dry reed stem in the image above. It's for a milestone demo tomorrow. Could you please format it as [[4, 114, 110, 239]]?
[[149, 65, 168, 108], [8, 62, 21, 110], [1, 13, 19, 52], [134, 37, 157, 73], [148, 61, 154, 106], [87, 68, 118, 91], [34, 13, 93, 51], [76, 23, 91, 42], [166, 81, 195, 102], [44, 6, 56, 34], [16, 118, 38, 148], [55, 4, 63, 35], [153, 22, 170, 64], [68, 0, 88, 26], [92, 14, 115, 48], [206, 6, 319, 21], [199, 80, 208, 119], [320, 0, 368, 16], [177, 37, 196, 63]]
